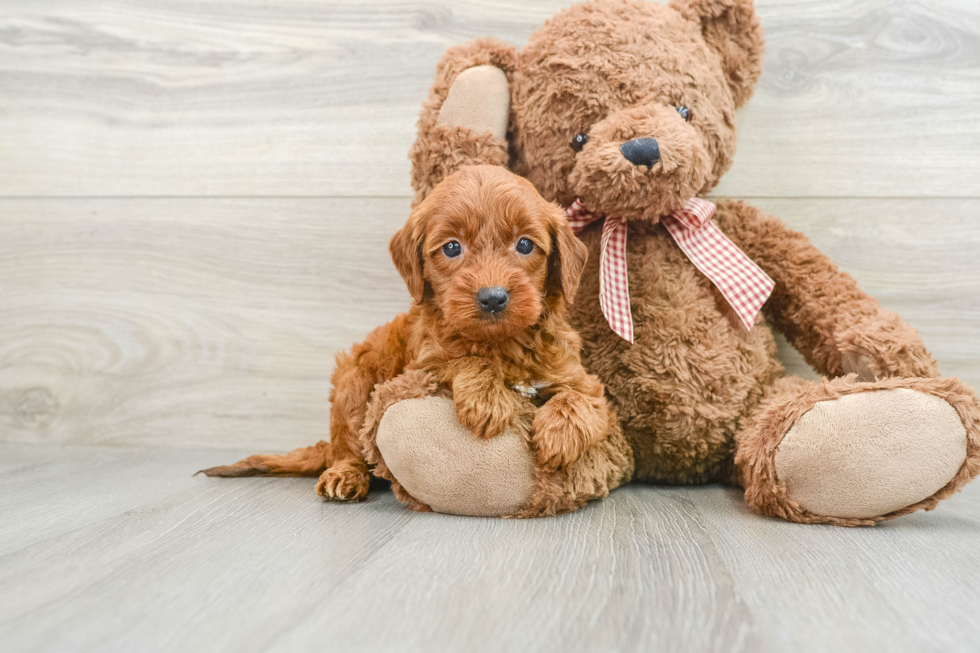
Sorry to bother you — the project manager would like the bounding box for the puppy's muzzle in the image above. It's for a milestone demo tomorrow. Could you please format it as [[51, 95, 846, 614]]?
[[477, 286, 510, 315]]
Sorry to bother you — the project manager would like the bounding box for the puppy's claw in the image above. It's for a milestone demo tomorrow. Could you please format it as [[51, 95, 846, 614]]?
[[316, 465, 370, 502]]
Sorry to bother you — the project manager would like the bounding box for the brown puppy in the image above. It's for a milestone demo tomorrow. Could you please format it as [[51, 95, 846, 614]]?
[[201, 165, 618, 510]]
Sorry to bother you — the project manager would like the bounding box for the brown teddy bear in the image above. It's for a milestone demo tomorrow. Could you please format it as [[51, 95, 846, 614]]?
[[375, 0, 980, 525]]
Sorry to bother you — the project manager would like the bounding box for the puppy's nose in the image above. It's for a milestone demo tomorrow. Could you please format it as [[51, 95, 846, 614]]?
[[620, 137, 660, 167], [477, 286, 510, 314]]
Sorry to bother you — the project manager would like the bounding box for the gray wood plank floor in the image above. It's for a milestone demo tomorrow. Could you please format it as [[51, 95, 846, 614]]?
[[2, 444, 979, 653]]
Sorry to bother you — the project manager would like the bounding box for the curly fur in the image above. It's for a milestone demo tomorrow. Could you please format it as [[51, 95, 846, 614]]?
[[404, 0, 980, 524], [202, 166, 632, 514]]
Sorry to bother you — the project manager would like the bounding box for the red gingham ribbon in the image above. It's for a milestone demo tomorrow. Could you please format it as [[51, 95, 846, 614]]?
[[565, 198, 774, 343]]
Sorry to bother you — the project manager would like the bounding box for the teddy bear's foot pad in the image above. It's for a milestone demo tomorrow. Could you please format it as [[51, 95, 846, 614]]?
[[774, 388, 967, 519], [376, 396, 535, 517]]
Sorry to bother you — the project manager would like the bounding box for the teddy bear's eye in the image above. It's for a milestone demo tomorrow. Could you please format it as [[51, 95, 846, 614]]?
[[442, 241, 462, 259], [571, 133, 589, 151], [516, 237, 535, 255], [677, 106, 691, 122]]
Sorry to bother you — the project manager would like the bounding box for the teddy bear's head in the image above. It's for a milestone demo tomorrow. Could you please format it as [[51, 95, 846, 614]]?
[[510, 0, 764, 221]]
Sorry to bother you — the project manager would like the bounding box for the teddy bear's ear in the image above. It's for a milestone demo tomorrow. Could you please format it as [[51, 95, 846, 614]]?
[[669, 0, 765, 108]]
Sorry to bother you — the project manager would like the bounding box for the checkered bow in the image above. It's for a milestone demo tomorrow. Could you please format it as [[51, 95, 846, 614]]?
[[565, 197, 775, 343]]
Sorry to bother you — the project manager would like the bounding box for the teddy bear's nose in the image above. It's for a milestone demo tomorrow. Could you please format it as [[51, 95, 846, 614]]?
[[620, 138, 660, 168]]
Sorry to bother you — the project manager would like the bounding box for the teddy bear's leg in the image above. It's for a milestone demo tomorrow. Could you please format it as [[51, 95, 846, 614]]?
[[375, 396, 539, 517], [361, 371, 633, 518], [359, 369, 538, 516], [735, 375, 980, 526], [373, 397, 633, 519], [410, 38, 517, 205], [358, 370, 440, 512]]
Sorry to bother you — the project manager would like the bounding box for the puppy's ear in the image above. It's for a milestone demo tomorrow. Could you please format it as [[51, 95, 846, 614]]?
[[669, 0, 765, 108], [389, 205, 429, 303], [546, 206, 589, 305]]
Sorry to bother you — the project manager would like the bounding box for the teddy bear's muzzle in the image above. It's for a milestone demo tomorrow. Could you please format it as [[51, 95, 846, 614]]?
[[565, 101, 715, 223]]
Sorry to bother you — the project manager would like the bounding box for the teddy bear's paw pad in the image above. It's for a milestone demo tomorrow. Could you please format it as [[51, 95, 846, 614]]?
[[316, 464, 369, 502], [437, 65, 509, 140], [774, 388, 967, 519], [377, 396, 535, 517]]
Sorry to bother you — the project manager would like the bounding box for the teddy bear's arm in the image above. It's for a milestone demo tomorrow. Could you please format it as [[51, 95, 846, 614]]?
[[713, 199, 939, 380], [409, 38, 518, 206]]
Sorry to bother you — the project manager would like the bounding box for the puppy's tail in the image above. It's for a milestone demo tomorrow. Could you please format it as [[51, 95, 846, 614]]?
[[197, 440, 336, 478]]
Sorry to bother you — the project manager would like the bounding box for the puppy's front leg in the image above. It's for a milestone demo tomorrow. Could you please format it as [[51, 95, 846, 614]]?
[[532, 374, 609, 469], [440, 357, 517, 440]]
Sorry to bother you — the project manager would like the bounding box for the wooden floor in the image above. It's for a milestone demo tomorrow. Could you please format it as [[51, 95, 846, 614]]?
[[2, 0, 980, 651], [2, 443, 980, 653]]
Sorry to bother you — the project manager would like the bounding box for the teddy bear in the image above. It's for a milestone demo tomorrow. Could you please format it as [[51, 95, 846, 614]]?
[[372, 0, 980, 525]]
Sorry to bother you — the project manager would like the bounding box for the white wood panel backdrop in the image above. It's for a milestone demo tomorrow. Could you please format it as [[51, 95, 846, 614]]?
[[1, 0, 979, 450], [1, 0, 979, 198]]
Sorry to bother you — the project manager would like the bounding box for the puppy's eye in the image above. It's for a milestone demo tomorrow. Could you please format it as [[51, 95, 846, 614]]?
[[515, 237, 535, 255], [571, 133, 589, 152], [677, 106, 691, 122], [442, 241, 462, 259]]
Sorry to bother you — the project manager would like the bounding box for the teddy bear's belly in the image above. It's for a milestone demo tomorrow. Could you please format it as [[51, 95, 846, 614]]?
[[570, 223, 782, 485]]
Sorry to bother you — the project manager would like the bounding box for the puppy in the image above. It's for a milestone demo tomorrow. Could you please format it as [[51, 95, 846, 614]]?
[[202, 166, 616, 509]]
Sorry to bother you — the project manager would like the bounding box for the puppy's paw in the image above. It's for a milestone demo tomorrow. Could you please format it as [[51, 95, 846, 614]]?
[[532, 420, 587, 469], [532, 391, 606, 469], [316, 462, 369, 502], [454, 388, 516, 440]]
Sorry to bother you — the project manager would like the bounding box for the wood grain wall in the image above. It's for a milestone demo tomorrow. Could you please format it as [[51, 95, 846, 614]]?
[[1, 0, 978, 450]]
